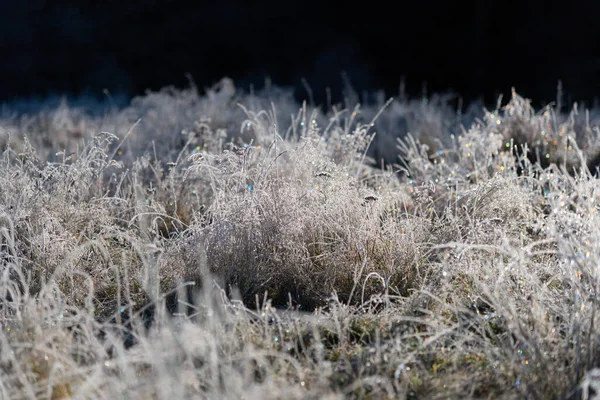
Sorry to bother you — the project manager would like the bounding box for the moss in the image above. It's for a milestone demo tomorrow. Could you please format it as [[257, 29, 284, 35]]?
[[349, 317, 383, 345], [546, 279, 562, 290], [431, 357, 448, 374]]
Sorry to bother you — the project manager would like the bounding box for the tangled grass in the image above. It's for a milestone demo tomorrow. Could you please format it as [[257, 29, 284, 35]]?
[[1, 79, 600, 399]]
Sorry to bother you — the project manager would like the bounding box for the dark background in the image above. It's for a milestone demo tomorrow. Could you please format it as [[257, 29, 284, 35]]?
[[1, 0, 599, 108]]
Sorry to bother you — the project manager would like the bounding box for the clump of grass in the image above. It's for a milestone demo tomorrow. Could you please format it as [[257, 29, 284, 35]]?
[[180, 100, 433, 309]]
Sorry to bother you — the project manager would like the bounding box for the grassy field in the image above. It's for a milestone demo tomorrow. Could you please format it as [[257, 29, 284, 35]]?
[[1, 79, 600, 399]]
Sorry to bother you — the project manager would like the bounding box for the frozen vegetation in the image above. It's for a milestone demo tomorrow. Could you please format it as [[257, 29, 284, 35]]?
[[1, 78, 600, 399]]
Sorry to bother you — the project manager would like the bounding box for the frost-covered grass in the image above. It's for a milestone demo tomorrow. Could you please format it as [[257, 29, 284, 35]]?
[[1, 79, 600, 399]]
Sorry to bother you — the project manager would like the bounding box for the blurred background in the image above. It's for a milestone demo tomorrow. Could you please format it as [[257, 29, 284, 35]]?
[[1, 0, 599, 109]]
